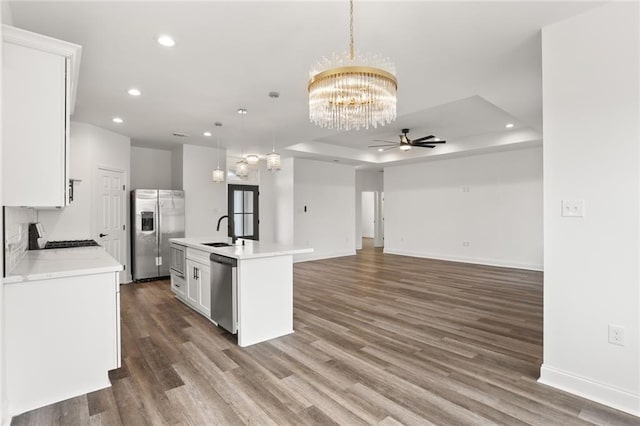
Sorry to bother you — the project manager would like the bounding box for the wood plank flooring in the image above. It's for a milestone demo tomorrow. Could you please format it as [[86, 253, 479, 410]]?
[[11, 239, 639, 425]]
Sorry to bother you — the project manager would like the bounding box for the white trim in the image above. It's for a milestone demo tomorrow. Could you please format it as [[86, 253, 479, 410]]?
[[539, 364, 640, 417], [294, 251, 357, 263], [383, 248, 543, 271], [2, 25, 82, 113]]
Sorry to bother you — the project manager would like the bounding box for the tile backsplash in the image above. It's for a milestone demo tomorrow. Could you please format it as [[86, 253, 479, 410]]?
[[4, 206, 36, 274]]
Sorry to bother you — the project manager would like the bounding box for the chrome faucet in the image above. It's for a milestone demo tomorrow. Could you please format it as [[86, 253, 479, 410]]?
[[216, 215, 237, 244]]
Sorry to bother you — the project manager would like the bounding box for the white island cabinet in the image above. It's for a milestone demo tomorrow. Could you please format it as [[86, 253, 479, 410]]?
[[169, 239, 312, 347], [3, 247, 122, 417], [2, 25, 81, 207]]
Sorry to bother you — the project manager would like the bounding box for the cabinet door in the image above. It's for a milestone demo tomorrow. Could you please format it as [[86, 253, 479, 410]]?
[[3, 42, 68, 207], [198, 263, 211, 317], [186, 260, 199, 307]]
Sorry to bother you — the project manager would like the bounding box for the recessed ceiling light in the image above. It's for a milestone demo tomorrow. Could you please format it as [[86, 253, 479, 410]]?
[[246, 154, 259, 165], [112, 117, 123, 124], [203, 131, 212, 137], [157, 35, 175, 47], [505, 123, 514, 128], [378, 148, 384, 152], [128, 88, 141, 96]]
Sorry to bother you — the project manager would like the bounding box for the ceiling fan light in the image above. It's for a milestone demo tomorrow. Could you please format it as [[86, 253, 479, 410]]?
[[266, 152, 281, 171], [399, 144, 412, 151], [212, 168, 225, 183]]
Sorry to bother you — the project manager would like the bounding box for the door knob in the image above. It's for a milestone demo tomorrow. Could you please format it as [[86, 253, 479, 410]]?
[[99, 233, 108, 237]]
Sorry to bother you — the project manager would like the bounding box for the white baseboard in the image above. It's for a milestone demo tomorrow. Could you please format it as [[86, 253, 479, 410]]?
[[539, 364, 640, 417], [294, 251, 357, 263], [383, 248, 543, 271]]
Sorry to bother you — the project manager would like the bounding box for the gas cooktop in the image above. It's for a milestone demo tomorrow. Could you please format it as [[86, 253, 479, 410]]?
[[44, 240, 100, 249]]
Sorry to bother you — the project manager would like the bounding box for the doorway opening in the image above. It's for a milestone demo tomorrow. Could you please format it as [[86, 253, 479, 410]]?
[[361, 191, 384, 249]]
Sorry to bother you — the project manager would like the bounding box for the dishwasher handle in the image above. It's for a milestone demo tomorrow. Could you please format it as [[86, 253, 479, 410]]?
[[210, 253, 237, 267]]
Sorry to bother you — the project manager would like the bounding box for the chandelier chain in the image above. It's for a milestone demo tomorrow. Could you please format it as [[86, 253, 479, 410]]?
[[349, 0, 354, 60]]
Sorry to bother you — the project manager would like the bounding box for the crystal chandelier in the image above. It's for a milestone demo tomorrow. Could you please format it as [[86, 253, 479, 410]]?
[[235, 108, 249, 178], [308, 0, 397, 131], [235, 159, 249, 177], [212, 122, 225, 182], [267, 91, 281, 171]]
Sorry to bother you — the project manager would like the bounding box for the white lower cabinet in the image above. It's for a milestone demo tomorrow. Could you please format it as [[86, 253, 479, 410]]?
[[171, 274, 186, 298], [185, 256, 211, 317]]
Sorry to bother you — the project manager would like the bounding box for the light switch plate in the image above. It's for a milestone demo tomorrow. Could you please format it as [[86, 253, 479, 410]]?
[[562, 199, 585, 217]]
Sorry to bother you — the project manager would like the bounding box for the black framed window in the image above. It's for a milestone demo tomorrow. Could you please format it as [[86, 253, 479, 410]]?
[[228, 184, 259, 240]]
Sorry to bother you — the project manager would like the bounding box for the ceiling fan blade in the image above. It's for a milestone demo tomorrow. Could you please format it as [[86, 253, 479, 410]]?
[[414, 141, 446, 147], [410, 135, 435, 143], [368, 144, 398, 148], [372, 139, 397, 143], [414, 145, 436, 148], [383, 146, 398, 151]]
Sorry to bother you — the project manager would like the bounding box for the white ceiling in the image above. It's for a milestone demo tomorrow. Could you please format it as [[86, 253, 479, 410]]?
[[7, 1, 602, 168]]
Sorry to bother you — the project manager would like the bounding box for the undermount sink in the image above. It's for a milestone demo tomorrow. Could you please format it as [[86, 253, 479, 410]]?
[[202, 242, 232, 247]]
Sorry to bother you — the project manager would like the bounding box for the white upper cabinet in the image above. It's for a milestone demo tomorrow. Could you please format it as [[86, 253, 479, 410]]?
[[2, 25, 81, 208]]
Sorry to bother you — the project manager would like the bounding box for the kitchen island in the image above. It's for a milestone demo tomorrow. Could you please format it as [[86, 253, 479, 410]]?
[[169, 238, 312, 347], [3, 246, 122, 417]]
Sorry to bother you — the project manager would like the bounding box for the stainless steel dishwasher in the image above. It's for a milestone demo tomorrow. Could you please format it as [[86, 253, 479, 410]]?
[[209, 253, 238, 334]]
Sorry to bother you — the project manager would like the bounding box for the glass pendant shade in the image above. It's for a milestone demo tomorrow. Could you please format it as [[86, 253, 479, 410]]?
[[246, 154, 259, 165], [212, 168, 225, 182], [266, 152, 281, 171], [236, 159, 249, 177]]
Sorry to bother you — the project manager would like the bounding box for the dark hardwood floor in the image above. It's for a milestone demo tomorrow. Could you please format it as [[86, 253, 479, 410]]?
[[12, 239, 639, 425]]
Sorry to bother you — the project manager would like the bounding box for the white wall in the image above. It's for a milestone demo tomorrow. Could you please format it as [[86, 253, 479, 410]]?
[[355, 170, 384, 249], [361, 192, 375, 238], [540, 2, 640, 415], [259, 157, 294, 245], [182, 144, 227, 239], [0, 9, 7, 421], [131, 146, 172, 189], [293, 158, 356, 261], [171, 146, 183, 190], [37, 122, 132, 283], [384, 147, 543, 270]]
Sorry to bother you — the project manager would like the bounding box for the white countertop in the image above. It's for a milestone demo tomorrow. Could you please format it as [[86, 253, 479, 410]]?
[[170, 238, 313, 260], [4, 247, 123, 284]]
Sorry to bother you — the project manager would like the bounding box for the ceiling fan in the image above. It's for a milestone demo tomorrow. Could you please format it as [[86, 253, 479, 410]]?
[[369, 128, 446, 151]]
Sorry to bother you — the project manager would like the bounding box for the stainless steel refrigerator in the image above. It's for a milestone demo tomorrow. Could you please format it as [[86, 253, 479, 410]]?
[[131, 189, 185, 281]]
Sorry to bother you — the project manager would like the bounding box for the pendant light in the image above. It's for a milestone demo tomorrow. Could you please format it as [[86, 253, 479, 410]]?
[[266, 91, 281, 171], [308, 0, 397, 131], [212, 122, 225, 183], [235, 108, 249, 178]]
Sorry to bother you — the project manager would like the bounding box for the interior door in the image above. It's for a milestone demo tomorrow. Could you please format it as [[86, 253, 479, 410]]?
[[97, 168, 126, 271], [228, 184, 259, 240]]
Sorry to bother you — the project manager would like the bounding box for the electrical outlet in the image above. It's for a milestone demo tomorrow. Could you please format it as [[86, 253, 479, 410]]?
[[608, 324, 625, 346], [462, 186, 470, 193], [562, 199, 585, 217], [462, 241, 470, 247]]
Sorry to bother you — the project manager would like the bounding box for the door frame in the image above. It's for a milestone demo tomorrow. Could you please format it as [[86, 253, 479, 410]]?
[[95, 165, 127, 281]]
